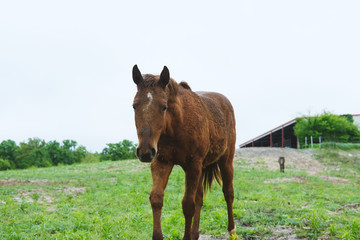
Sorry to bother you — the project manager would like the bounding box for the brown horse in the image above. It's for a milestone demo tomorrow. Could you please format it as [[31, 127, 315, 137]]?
[[132, 65, 236, 240]]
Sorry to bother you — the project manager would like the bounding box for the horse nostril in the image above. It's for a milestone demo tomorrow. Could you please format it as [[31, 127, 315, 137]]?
[[151, 148, 156, 158]]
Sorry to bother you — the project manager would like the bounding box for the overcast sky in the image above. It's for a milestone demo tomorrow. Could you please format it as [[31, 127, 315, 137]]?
[[1, 1, 359, 152]]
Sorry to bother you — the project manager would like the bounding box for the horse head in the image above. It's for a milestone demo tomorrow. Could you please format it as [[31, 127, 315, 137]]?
[[132, 65, 170, 162]]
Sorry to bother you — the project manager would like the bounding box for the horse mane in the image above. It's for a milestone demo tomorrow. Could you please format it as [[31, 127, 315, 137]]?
[[179, 81, 191, 90]]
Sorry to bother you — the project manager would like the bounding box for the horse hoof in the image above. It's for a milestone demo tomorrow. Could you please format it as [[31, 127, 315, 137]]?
[[191, 231, 200, 240], [229, 226, 237, 235], [152, 232, 163, 240]]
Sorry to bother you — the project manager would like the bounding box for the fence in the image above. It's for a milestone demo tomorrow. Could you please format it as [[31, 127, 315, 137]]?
[[299, 136, 360, 149]]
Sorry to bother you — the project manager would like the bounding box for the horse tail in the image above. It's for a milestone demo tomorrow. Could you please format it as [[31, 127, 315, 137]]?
[[203, 162, 222, 194]]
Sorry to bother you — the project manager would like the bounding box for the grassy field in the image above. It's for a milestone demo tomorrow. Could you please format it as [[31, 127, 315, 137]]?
[[0, 149, 359, 240]]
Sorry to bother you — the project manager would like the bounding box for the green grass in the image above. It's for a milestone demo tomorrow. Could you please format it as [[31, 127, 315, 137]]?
[[309, 142, 360, 150], [322, 142, 360, 150], [314, 148, 360, 181], [1, 152, 360, 239]]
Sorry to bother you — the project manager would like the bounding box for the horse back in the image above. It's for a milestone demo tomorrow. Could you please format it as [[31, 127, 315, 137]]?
[[196, 92, 235, 125], [196, 91, 236, 166]]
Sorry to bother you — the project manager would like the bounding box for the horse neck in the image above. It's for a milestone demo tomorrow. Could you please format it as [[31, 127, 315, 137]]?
[[164, 88, 186, 136]]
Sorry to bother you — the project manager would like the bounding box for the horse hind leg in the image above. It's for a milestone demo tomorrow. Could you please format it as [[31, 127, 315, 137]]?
[[218, 154, 236, 236]]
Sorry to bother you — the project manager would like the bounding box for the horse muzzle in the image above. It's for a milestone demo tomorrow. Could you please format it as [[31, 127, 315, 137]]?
[[136, 146, 156, 162]]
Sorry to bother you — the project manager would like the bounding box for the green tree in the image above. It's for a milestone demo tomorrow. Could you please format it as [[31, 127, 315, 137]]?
[[0, 138, 88, 169], [59, 140, 86, 165], [0, 158, 11, 170], [101, 140, 137, 161], [294, 112, 360, 144], [75, 145, 87, 162], [16, 138, 51, 168], [45, 140, 62, 165], [0, 140, 19, 169], [342, 114, 354, 124]]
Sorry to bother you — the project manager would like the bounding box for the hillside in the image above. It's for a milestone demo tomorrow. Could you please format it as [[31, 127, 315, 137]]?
[[200, 147, 360, 240], [1, 148, 359, 239], [236, 147, 323, 175], [236, 147, 360, 179]]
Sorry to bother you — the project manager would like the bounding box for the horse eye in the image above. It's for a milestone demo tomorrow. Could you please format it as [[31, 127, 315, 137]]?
[[162, 106, 167, 112], [132, 104, 136, 110]]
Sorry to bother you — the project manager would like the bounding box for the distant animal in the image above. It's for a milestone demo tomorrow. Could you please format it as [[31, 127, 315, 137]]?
[[132, 65, 236, 240], [278, 157, 285, 173]]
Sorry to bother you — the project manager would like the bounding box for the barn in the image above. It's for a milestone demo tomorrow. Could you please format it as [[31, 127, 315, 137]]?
[[239, 114, 360, 149]]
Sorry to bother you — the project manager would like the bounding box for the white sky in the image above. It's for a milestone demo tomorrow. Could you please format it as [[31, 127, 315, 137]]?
[[1, 0, 359, 152]]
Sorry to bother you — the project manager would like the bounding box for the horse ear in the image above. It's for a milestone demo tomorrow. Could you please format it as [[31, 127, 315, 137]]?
[[132, 65, 143, 85], [159, 66, 170, 88]]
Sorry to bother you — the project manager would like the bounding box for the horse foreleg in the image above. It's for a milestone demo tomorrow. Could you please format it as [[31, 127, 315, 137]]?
[[150, 160, 173, 240], [191, 171, 204, 240], [182, 166, 202, 240]]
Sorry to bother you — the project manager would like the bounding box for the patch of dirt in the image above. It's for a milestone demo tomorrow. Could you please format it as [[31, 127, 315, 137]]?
[[12, 186, 86, 204], [0, 179, 22, 186], [0, 178, 66, 186], [319, 176, 357, 185], [198, 225, 300, 240], [128, 163, 148, 172], [267, 226, 298, 240], [198, 234, 228, 240], [335, 203, 360, 212], [60, 186, 86, 196], [236, 147, 324, 175], [264, 176, 307, 184], [107, 177, 117, 182], [13, 189, 54, 204], [46, 206, 57, 212]]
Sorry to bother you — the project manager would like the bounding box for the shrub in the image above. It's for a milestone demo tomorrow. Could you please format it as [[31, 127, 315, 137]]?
[[100, 140, 137, 161], [0, 139, 19, 168], [0, 158, 11, 170], [294, 112, 360, 146], [82, 153, 101, 163]]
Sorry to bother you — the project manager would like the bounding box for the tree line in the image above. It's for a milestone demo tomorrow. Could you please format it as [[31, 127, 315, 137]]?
[[294, 112, 360, 145], [0, 138, 137, 171]]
